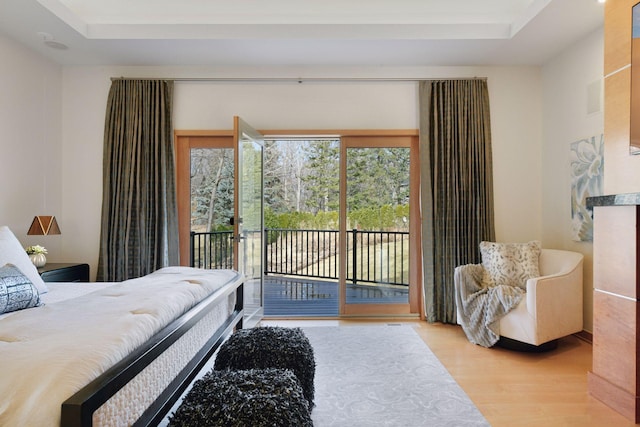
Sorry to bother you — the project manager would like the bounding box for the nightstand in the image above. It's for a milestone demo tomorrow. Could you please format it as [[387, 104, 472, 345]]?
[[38, 263, 90, 282]]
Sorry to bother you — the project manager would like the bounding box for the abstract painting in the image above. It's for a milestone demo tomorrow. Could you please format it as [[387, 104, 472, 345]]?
[[570, 134, 604, 242]]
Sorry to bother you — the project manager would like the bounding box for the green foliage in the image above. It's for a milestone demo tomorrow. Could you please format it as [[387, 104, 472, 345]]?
[[265, 210, 339, 231], [346, 147, 410, 211], [263, 140, 286, 213], [264, 206, 279, 230], [265, 205, 407, 232], [190, 148, 234, 232], [311, 211, 339, 229], [347, 204, 409, 231], [301, 140, 340, 214], [211, 223, 233, 232], [190, 140, 411, 235], [264, 207, 283, 244], [277, 211, 312, 229]]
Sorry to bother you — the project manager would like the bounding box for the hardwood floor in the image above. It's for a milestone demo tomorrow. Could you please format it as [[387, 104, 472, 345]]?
[[261, 319, 635, 427]]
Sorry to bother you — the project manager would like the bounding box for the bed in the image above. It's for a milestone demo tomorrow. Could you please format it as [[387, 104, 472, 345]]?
[[0, 226, 244, 426]]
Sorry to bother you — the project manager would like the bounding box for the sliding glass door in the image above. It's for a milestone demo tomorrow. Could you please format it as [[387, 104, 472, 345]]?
[[174, 117, 264, 327], [340, 136, 420, 316], [176, 130, 421, 319], [234, 117, 264, 327]]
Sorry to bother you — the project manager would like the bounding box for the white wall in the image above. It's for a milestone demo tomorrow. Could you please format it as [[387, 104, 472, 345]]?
[[541, 28, 604, 332], [174, 80, 417, 130], [61, 65, 543, 279], [0, 35, 63, 255]]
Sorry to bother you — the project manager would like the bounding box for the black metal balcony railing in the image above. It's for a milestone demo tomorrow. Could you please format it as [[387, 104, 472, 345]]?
[[265, 229, 339, 281], [190, 231, 234, 270], [191, 228, 409, 287]]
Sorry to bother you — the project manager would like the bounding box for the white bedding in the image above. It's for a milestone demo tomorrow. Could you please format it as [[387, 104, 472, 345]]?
[[0, 282, 114, 322], [42, 282, 114, 304], [0, 266, 241, 427]]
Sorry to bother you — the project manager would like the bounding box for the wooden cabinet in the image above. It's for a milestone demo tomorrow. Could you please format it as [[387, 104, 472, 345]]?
[[38, 263, 90, 282], [587, 200, 640, 422], [592, 2, 640, 421]]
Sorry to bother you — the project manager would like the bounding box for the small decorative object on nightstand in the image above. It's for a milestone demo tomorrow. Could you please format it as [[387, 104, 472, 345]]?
[[38, 263, 89, 282], [26, 245, 48, 267]]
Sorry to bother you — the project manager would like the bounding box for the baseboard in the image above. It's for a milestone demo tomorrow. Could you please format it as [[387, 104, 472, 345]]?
[[573, 330, 592, 344], [588, 371, 640, 423]]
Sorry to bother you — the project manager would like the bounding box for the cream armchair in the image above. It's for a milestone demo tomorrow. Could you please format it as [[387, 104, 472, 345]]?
[[455, 248, 584, 351]]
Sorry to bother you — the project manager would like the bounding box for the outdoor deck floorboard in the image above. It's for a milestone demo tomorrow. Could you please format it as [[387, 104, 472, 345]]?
[[263, 276, 408, 317]]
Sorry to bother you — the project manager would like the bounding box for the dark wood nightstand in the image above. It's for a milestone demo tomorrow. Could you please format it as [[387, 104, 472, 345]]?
[[38, 263, 90, 282]]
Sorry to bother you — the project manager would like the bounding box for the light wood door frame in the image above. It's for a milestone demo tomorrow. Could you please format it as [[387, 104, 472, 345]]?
[[340, 135, 421, 316], [175, 130, 233, 265]]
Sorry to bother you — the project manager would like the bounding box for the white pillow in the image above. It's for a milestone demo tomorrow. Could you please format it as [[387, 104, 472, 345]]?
[[0, 226, 48, 294], [479, 240, 541, 290]]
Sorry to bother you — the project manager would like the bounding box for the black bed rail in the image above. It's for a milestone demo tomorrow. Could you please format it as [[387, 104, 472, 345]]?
[[60, 278, 244, 427]]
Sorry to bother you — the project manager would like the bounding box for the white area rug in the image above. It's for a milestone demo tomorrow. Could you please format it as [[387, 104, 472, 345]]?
[[303, 325, 490, 427]]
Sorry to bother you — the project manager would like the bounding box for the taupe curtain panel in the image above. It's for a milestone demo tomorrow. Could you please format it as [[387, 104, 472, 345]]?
[[97, 79, 179, 282], [419, 79, 495, 323]]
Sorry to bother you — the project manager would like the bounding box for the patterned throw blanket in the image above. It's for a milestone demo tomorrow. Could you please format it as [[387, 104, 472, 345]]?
[[454, 264, 524, 347]]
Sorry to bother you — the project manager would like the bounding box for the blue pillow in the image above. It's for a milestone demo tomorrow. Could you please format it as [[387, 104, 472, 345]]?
[[0, 263, 42, 314]]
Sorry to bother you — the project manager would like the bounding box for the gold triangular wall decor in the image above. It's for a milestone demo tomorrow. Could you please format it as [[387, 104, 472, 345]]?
[[27, 216, 61, 235]]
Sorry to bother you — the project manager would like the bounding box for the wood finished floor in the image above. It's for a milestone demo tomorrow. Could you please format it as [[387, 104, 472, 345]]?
[[261, 319, 635, 427]]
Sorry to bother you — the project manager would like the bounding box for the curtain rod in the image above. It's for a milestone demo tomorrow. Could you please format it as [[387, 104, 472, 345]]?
[[110, 76, 487, 83]]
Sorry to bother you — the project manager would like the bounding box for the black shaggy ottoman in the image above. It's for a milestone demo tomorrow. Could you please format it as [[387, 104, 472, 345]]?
[[168, 368, 313, 427], [214, 326, 316, 407]]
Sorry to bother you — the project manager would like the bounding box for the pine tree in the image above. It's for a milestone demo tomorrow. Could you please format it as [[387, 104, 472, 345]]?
[[190, 148, 234, 231], [301, 140, 340, 214]]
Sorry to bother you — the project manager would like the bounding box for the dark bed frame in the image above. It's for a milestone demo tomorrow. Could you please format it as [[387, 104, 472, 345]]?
[[60, 277, 244, 427]]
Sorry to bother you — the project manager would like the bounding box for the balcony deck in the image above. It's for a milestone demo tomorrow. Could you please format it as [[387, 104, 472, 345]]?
[[264, 275, 409, 317], [191, 229, 411, 317]]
